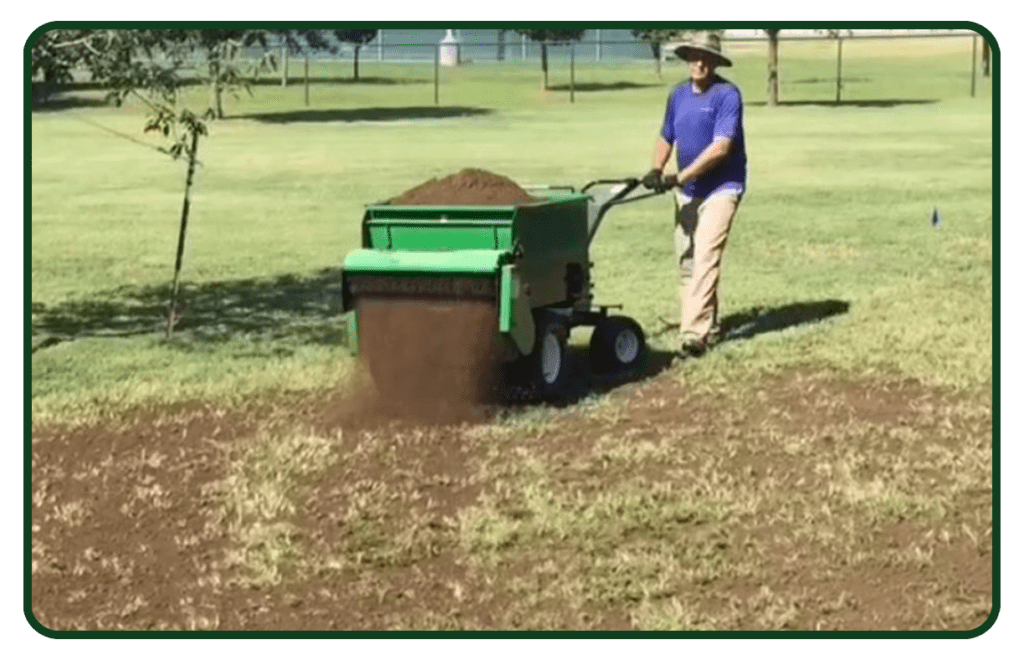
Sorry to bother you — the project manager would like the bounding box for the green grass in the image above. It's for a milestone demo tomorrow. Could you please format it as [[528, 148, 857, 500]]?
[[29, 38, 995, 631]]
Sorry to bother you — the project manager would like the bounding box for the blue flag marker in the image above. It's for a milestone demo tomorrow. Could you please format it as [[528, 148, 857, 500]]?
[[931, 207, 942, 228]]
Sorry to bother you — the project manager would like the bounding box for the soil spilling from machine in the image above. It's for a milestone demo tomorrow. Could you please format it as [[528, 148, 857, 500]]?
[[342, 168, 665, 418], [355, 297, 506, 420]]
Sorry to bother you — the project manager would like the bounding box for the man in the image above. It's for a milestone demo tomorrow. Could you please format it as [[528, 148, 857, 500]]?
[[642, 31, 747, 360]]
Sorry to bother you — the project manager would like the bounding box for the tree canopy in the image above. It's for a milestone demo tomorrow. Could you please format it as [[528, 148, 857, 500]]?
[[332, 29, 378, 80]]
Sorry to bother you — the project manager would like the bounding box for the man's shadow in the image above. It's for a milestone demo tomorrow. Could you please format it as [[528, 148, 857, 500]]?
[[713, 299, 850, 342]]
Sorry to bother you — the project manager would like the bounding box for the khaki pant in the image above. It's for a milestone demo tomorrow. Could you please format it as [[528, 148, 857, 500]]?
[[673, 191, 741, 345]]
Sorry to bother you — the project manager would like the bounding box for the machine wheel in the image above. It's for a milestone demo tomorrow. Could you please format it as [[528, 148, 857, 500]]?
[[528, 314, 571, 399], [589, 315, 646, 374]]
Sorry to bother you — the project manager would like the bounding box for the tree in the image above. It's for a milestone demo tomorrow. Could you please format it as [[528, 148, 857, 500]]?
[[764, 29, 781, 107], [93, 30, 221, 334], [762, 29, 851, 106], [31, 29, 363, 334], [181, 30, 276, 119], [29, 29, 277, 334], [513, 29, 586, 90], [31, 29, 277, 117], [333, 29, 378, 81], [497, 29, 507, 61], [31, 29, 138, 103], [631, 29, 694, 77]]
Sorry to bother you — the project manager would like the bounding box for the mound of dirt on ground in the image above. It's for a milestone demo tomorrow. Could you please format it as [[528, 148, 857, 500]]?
[[389, 168, 538, 206]]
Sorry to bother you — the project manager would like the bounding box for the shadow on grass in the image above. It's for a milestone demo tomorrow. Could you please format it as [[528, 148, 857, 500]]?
[[499, 346, 677, 410], [648, 299, 850, 345], [543, 298, 851, 404], [254, 76, 430, 86], [791, 76, 871, 85], [546, 81, 664, 92], [235, 106, 493, 123], [720, 300, 850, 339], [31, 269, 345, 352], [31, 96, 112, 112], [747, 99, 937, 108], [32, 285, 847, 410]]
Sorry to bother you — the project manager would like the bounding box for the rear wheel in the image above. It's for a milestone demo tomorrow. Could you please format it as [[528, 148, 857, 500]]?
[[589, 315, 646, 374]]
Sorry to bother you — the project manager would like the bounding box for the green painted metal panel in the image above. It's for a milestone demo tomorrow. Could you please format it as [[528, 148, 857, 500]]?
[[384, 224, 501, 250], [343, 248, 507, 274], [499, 265, 513, 334], [367, 205, 519, 221]]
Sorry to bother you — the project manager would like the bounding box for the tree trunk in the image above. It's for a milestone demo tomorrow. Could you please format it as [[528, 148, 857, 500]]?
[[767, 30, 780, 107], [497, 29, 506, 61], [982, 39, 990, 77], [167, 129, 201, 337], [354, 45, 360, 81], [541, 43, 549, 90], [652, 42, 662, 77], [209, 52, 224, 119]]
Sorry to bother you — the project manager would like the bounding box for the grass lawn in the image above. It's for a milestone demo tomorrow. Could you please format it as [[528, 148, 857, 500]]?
[[29, 34, 995, 632]]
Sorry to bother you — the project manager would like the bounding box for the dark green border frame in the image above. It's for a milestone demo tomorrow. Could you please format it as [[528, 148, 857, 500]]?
[[24, 19, 1000, 640]]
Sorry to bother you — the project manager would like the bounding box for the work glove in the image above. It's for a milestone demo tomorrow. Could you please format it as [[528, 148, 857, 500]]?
[[641, 169, 664, 191]]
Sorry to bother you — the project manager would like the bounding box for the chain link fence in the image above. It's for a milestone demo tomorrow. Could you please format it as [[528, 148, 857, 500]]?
[[34, 30, 991, 110], [266, 31, 989, 108]]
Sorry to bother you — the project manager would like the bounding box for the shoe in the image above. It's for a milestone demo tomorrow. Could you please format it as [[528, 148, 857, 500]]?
[[675, 339, 708, 361]]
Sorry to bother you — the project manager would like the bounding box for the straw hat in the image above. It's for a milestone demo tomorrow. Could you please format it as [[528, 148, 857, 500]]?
[[665, 31, 732, 67]]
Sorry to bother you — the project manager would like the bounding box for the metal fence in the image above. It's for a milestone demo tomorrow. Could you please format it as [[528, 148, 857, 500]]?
[[36, 30, 991, 109], [285, 29, 983, 64], [273, 31, 990, 106]]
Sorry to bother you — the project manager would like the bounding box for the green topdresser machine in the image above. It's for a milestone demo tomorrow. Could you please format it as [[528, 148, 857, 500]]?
[[340, 178, 665, 399]]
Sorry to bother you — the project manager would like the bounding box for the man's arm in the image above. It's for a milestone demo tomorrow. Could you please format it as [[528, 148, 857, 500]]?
[[672, 137, 733, 187], [652, 136, 673, 171]]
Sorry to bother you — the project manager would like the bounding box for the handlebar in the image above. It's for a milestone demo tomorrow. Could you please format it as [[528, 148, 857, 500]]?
[[582, 177, 671, 245]]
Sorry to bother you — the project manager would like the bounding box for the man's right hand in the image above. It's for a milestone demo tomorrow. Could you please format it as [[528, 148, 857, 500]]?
[[641, 169, 664, 190]]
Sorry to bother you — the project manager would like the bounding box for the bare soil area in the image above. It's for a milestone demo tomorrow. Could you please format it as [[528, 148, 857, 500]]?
[[30, 367, 993, 632]]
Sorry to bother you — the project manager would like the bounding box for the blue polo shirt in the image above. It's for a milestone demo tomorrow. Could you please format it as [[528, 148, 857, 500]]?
[[660, 76, 747, 199]]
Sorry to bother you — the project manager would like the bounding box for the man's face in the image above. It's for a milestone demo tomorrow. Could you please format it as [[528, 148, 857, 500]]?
[[687, 50, 719, 85]]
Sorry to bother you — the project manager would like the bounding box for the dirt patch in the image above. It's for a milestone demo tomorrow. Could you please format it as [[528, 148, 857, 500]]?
[[30, 367, 992, 631], [389, 168, 538, 206]]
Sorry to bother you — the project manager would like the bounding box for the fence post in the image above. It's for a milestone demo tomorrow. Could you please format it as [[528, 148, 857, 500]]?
[[835, 36, 843, 103], [570, 45, 575, 103], [304, 56, 309, 107], [434, 45, 440, 105], [971, 34, 977, 97]]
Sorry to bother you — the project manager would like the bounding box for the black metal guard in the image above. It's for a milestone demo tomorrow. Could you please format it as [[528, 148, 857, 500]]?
[[582, 178, 669, 245]]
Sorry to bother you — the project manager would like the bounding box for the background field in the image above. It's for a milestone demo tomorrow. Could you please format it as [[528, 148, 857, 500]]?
[[30, 35, 994, 632]]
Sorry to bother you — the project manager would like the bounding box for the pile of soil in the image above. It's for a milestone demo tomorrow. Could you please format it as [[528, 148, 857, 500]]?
[[389, 168, 538, 206]]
